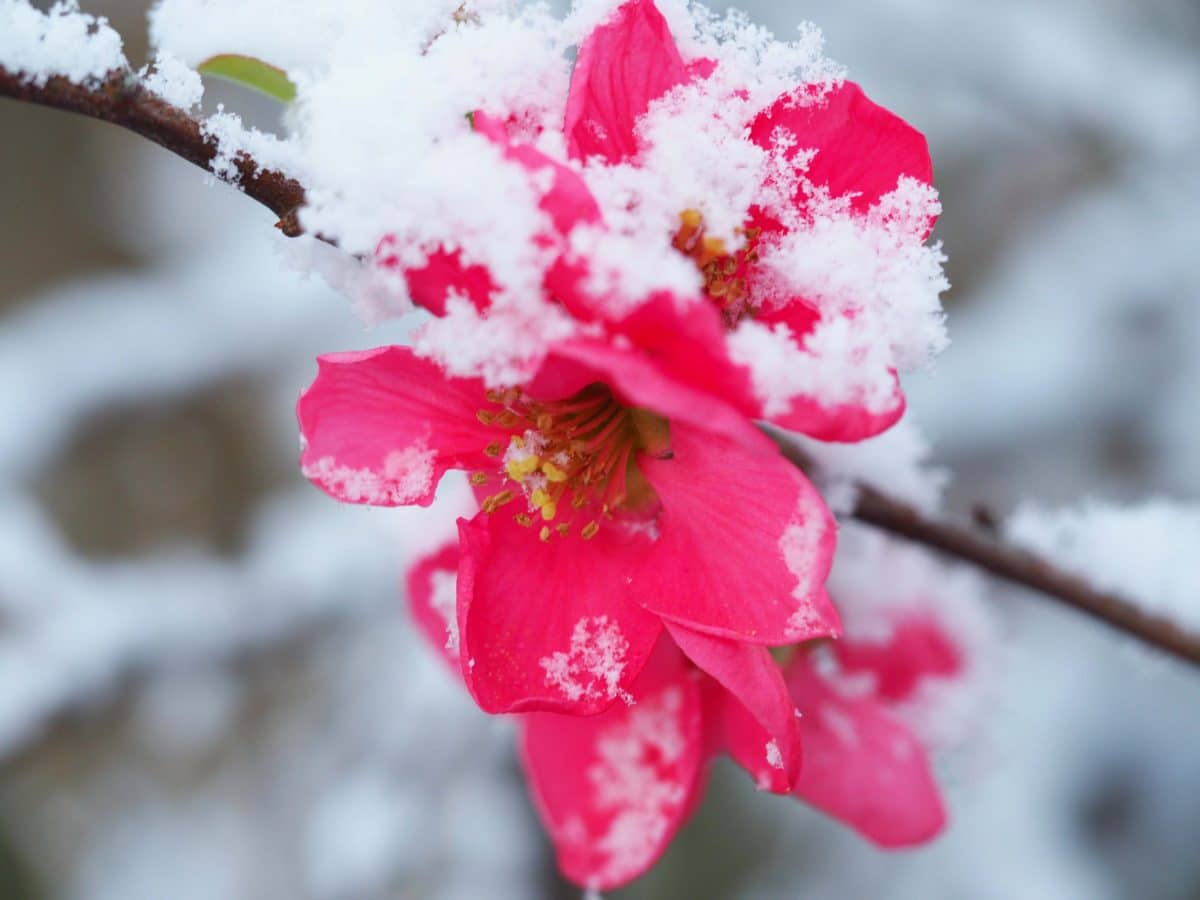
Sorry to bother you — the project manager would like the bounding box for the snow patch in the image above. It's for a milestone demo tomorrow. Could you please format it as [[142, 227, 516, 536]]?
[[303, 444, 436, 506], [540, 616, 630, 705]]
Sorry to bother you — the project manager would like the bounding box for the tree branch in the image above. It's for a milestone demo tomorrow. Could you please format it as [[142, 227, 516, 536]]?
[[0, 65, 307, 236], [4, 63, 1198, 670], [774, 438, 1200, 669]]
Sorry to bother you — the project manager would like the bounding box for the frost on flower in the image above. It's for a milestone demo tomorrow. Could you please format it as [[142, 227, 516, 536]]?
[[541, 616, 631, 705], [141, 0, 948, 423], [1008, 499, 1200, 638]]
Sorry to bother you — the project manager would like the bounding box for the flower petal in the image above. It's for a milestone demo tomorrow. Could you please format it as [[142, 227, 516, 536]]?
[[564, 0, 689, 162], [786, 653, 946, 847], [754, 301, 907, 442], [396, 246, 496, 317], [751, 81, 935, 227], [475, 112, 602, 236], [457, 509, 662, 715], [834, 615, 963, 704], [405, 540, 462, 670], [667, 623, 802, 793], [633, 422, 841, 643], [520, 637, 706, 889], [526, 331, 768, 451], [297, 346, 499, 507]]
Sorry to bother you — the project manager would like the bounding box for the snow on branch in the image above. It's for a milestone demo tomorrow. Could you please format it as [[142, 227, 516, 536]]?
[[0, 1, 307, 235], [1009, 500, 1200, 640]]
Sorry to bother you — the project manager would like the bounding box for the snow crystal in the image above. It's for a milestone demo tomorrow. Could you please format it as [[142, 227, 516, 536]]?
[[141, 52, 203, 109], [0, 0, 126, 86], [144, 0, 945, 396], [302, 445, 436, 506], [1008, 499, 1200, 638], [587, 686, 689, 886], [201, 108, 304, 182], [539, 615, 630, 705], [733, 179, 948, 415], [428, 569, 459, 652]]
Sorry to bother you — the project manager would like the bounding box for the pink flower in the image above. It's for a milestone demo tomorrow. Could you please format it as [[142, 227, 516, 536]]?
[[298, 341, 839, 717], [410, 546, 957, 891], [383, 0, 938, 444]]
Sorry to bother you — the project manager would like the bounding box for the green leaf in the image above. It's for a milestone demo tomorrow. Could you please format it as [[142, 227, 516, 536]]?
[[197, 54, 296, 103]]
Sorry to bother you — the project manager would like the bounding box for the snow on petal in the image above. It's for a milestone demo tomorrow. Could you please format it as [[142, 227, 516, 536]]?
[[521, 641, 705, 890], [541, 615, 633, 706]]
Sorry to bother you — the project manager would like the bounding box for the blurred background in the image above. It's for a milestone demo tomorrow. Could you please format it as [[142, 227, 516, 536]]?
[[1, 0, 1198, 897]]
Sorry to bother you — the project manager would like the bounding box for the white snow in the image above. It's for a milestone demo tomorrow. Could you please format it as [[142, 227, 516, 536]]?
[[1009, 500, 1200, 638], [0, 1, 126, 86], [540, 615, 631, 705]]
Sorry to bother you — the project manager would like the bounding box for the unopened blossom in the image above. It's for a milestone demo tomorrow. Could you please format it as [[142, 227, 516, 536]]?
[[410, 546, 960, 890], [298, 341, 839, 719]]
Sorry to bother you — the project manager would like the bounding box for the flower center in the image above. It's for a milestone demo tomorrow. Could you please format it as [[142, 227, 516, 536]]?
[[672, 208, 762, 328], [475, 384, 668, 542]]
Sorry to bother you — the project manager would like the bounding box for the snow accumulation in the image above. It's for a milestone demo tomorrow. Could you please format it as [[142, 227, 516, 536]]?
[[1009, 500, 1200, 637], [143, 0, 950, 401], [0, 1, 126, 85]]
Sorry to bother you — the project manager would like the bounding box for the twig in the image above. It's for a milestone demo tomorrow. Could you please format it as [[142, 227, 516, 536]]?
[[0, 65, 307, 236], [4, 63, 1198, 670], [774, 437, 1200, 669]]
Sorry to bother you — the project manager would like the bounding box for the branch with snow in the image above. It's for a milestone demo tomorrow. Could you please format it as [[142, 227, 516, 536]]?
[[0, 2, 307, 235]]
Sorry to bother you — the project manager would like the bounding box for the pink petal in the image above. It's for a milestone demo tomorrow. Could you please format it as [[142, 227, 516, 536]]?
[[520, 637, 707, 889], [750, 81, 935, 228], [297, 346, 500, 507], [754, 301, 907, 442], [397, 246, 496, 317], [405, 541, 462, 671], [456, 509, 663, 715], [564, 0, 690, 162], [667, 623, 802, 793], [786, 654, 946, 847], [835, 614, 963, 704], [527, 333, 769, 451], [475, 112, 602, 236], [633, 422, 841, 643]]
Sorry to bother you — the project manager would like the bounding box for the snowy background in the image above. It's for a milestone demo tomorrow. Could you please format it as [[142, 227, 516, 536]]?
[[1, 1, 1198, 898]]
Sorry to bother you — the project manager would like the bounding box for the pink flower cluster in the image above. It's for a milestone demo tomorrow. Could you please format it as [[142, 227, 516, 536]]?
[[296, 0, 963, 889]]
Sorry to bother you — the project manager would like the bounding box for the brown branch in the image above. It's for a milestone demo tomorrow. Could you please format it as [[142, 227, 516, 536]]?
[[0, 65, 307, 236], [4, 62, 1198, 670], [774, 437, 1200, 669]]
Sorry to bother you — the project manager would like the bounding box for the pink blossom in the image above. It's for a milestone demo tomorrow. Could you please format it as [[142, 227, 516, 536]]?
[[299, 343, 839, 716], [410, 547, 958, 890], [382, 0, 938, 444]]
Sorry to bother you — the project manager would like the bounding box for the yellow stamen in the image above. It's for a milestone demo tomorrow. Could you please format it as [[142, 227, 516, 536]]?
[[556, 523, 570, 537], [484, 442, 502, 458], [541, 461, 568, 483], [505, 454, 541, 480], [475, 410, 494, 425], [469, 472, 488, 486], [581, 521, 599, 540], [515, 513, 533, 527], [530, 487, 551, 509], [540, 501, 558, 521], [539, 526, 551, 542], [481, 490, 514, 513]]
